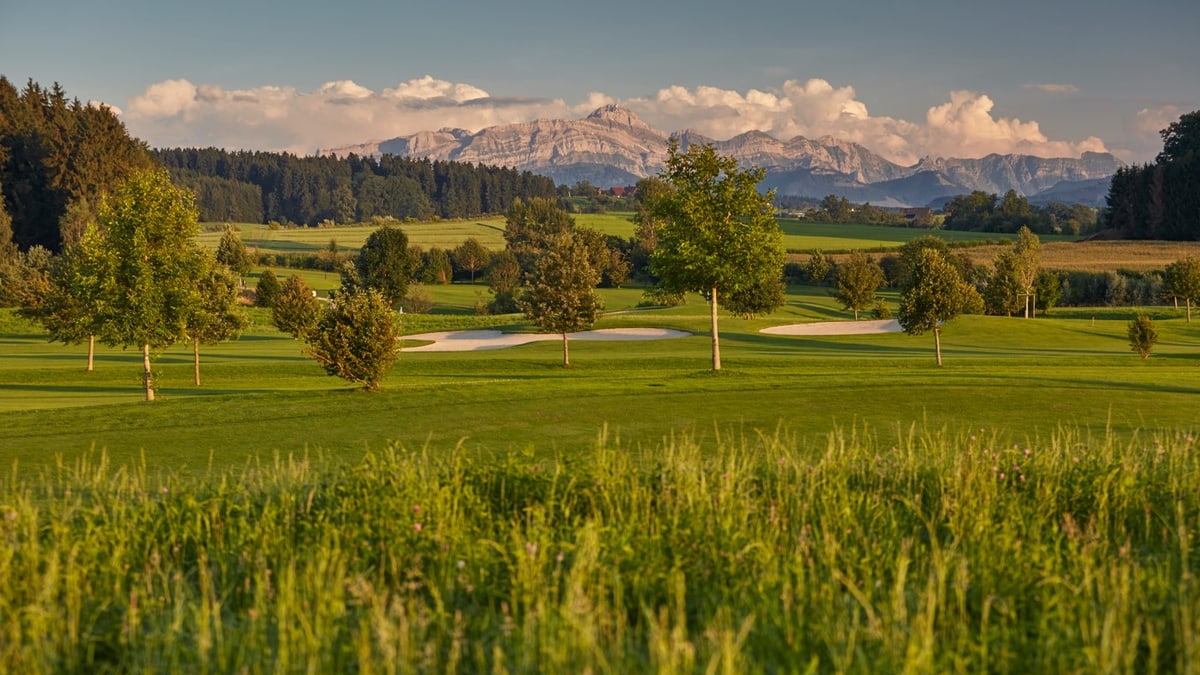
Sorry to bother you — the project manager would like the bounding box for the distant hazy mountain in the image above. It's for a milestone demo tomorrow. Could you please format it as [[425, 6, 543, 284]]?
[[322, 105, 1120, 207]]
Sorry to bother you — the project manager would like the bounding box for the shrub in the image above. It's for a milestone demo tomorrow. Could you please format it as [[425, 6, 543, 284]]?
[[1128, 314, 1158, 359], [304, 288, 399, 390]]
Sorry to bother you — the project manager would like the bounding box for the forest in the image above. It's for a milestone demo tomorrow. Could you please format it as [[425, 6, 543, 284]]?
[[0, 76, 558, 257]]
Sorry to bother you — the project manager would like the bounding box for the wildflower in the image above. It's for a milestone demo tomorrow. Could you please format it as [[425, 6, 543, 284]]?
[[556, 552, 564, 563], [525, 542, 538, 557], [414, 522, 422, 532], [999, 473, 1006, 480], [413, 505, 421, 513], [456, 560, 466, 570], [160, 486, 169, 494]]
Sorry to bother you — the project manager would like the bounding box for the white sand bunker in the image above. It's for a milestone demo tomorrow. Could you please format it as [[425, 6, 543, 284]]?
[[761, 319, 902, 336], [401, 327, 691, 352]]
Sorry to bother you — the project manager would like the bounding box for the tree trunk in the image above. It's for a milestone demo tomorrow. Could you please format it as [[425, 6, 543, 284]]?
[[934, 327, 943, 367], [710, 285, 721, 371], [86, 334, 94, 373], [194, 337, 201, 386], [142, 343, 155, 401], [1024, 293, 1030, 319], [562, 332, 570, 368], [1188, 298, 1193, 323], [853, 308, 859, 320]]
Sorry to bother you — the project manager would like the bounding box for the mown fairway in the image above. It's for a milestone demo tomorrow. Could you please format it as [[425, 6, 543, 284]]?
[[2, 284, 1198, 475]]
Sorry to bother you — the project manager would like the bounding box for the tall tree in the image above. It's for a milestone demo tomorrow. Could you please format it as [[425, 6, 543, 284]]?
[[898, 248, 984, 366], [92, 168, 206, 400], [520, 233, 603, 367], [1011, 226, 1041, 317], [186, 260, 247, 385], [1163, 256, 1200, 322], [833, 251, 886, 320], [651, 142, 785, 371], [355, 225, 418, 307]]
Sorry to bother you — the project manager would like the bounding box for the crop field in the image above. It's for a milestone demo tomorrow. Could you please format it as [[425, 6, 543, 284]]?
[[956, 239, 1200, 272], [6, 220, 1200, 671]]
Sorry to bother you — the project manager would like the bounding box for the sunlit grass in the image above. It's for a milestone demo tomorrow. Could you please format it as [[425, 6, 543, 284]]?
[[3, 426, 1199, 672]]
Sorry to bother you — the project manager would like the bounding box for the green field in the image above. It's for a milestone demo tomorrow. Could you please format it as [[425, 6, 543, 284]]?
[[200, 214, 1071, 261], [3, 283, 1198, 474]]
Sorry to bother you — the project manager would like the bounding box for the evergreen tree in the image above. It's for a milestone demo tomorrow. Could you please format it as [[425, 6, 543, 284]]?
[[272, 275, 321, 339]]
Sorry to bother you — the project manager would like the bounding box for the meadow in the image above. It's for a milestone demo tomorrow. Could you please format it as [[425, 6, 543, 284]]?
[[5, 220, 1200, 671]]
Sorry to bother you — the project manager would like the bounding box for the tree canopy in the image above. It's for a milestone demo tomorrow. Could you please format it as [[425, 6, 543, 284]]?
[[1104, 109, 1200, 240], [354, 225, 419, 308], [0, 77, 153, 254], [520, 233, 604, 367], [304, 288, 400, 390], [833, 251, 886, 320], [898, 248, 984, 366], [92, 168, 208, 400], [651, 142, 785, 370]]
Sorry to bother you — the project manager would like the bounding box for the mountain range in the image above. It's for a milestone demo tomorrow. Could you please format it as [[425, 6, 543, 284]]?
[[321, 105, 1121, 208]]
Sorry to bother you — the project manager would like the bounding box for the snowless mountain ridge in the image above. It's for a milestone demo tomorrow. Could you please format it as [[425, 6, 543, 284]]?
[[321, 104, 1121, 207]]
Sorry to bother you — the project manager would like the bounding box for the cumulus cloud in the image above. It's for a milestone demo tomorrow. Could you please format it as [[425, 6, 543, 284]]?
[[1025, 83, 1080, 94], [1132, 104, 1182, 138], [121, 75, 1108, 164]]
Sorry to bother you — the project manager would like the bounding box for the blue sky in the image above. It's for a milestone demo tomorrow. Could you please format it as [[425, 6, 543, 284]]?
[[2, 0, 1196, 163]]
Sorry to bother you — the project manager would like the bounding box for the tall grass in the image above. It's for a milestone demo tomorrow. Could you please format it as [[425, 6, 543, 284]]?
[[3, 425, 1199, 672]]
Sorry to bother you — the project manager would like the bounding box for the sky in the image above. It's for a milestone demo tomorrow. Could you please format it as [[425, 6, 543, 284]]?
[[1, 0, 1196, 166]]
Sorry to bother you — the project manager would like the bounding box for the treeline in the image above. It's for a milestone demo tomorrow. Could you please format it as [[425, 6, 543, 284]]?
[[153, 148, 558, 225], [0, 77, 153, 254], [780, 195, 912, 226], [942, 190, 1097, 235], [1103, 111, 1200, 240]]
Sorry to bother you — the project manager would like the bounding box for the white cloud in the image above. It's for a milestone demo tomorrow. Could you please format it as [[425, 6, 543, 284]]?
[[1025, 83, 1080, 94], [1132, 104, 1181, 138], [121, 75, 1109, 164]]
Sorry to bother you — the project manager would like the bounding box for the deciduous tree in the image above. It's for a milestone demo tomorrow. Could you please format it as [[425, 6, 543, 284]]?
[[304, 288, 399, 390], [186, 260, 247, 385], [898, 248, 984, 366], [92, 168, 207, 400], [651, 142, 785, 371], [30, 224, 106, 371], [452, 237, 490, 283], [355, 225, 418, 307], [520, 234, 603, 367], [1163, 256, 1200, 322], [833, 251, 886, 320]]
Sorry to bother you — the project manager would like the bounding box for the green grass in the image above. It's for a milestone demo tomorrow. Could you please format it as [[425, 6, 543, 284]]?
[[206, 214, 1070, 261], [2, 284, 1198, 475], [4, 424, 1199, 672], [777, 219, 1074, 253]]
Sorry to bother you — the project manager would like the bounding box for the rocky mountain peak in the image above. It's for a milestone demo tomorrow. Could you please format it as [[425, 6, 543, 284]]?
[[586, 104, 653, 131]]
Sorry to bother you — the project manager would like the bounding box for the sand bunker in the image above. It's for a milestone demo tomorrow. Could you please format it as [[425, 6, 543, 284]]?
[[401, 327, 691, 352], [760, 319, 902, 336]]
